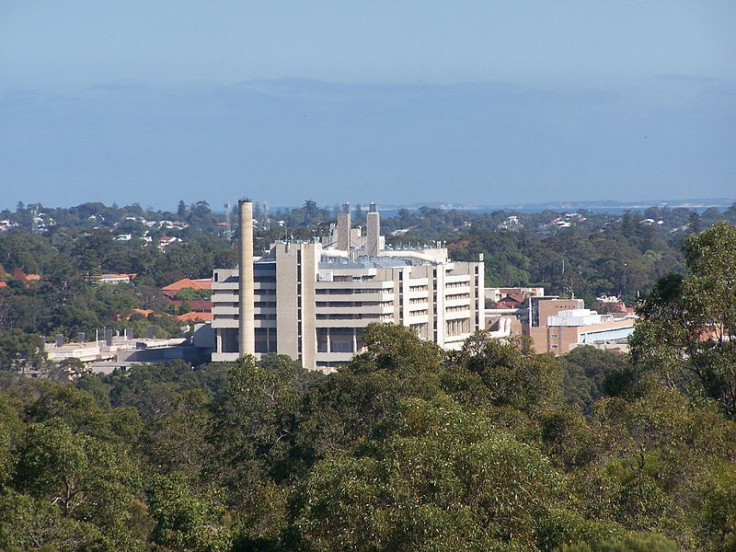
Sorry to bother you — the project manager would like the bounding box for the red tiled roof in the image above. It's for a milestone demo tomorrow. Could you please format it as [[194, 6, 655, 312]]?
[[177, 311, 213, 322], [11, 269, 41, 283], [162, 278, 212, 292], [498, 294, 525, 306]]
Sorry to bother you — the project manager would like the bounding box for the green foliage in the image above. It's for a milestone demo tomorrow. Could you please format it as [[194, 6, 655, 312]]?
[[211, 355, 303, 484], [175, 286, 212, 301], [560, 346, 630, 413], [449, 332, 563, 415], [0, 489, 105, 552], [10, 419, 142, 549], [292, 397, 565, 552], [148, 473, 232, 551], [559, 532, 678, 551], [539, 407, 598, 470], [142, 389, 213, 483], [1, 200, 736, 552], [104, 361, 202, 421], [0, 331, 733, 549], [576, 384, 736, 545], [698, 463, 736, 551], [632, 221, 736, 416], [295, 324, 444, 471], [0, 329, 45, 371]]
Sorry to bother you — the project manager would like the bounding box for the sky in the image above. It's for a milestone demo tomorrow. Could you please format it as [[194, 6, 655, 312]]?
[[1, 1, 735, 211]]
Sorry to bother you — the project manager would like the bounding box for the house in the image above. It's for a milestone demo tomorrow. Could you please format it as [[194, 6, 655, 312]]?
[[485, 287, 544, 306], [159, 236, 182, 250], [496, 294, 526, 309], [162, 277, 212, 296], [91, 273, 137, 285], [162, 278, 214, 320], [168, 278, 210, 291], [12, 269, 41, 285]]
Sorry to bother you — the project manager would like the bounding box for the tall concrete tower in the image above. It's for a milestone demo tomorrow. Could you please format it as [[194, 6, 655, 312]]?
[[366, 202, 380, 257], [238, 200, 255, 357], [337, 202, 351, 251]]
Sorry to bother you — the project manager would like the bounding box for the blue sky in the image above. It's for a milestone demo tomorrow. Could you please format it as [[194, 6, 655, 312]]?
[[1, 1, 734, 210]]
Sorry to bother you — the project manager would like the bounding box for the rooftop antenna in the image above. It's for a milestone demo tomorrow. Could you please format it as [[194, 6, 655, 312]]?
[[224, 203, 232, 241], [31, 204, 38, 234]]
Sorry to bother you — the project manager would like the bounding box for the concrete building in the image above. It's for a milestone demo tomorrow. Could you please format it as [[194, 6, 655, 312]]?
[[525, 296, 636, 355], [211, 202, 484, 371]]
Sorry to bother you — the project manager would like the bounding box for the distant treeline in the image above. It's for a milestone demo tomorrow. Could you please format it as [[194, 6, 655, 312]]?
[[1, 199, 735, 362]]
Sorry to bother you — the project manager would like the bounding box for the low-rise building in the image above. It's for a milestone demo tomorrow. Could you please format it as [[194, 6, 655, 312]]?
[[525, 296, 636, 355]]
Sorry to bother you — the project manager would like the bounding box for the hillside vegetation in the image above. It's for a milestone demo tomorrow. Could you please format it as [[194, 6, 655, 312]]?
[[0, 204, 735, 549]]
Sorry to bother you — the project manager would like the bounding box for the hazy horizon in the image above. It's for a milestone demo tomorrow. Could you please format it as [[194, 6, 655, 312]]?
[[2, 2, 734, 210]]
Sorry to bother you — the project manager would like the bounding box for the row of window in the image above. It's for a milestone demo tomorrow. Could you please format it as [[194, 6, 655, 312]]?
[[409, 285, 429, 292], [315, 301, 392, 308], [445, 293, 470, 301], [446, 319, 468, 337], [316, 313, 388, 320], [316, 288, 390, 295]]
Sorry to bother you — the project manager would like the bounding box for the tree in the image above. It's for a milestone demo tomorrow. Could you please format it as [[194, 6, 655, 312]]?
[[11, 419, 142, 548], [147, 473, 232, 551], [294, 324, 445, 470], [0, 329, 45, 371], [632, 221, 736, 416], [206, 356, 304, 546], [291, 397, 568, 551], [141, 389, 214, 483], [559, 533, 678, 552], [210, 356, 303, 483], [448, 331, 563, 415], [559, 346, 631, 414], [698, 463, 736, 551], [574, 384, 736, 545]]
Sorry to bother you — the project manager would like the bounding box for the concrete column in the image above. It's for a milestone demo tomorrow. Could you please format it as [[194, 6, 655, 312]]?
[[366, 204, 380, 257], [337, 202, 351, 251], [239, 200, 255, 357]]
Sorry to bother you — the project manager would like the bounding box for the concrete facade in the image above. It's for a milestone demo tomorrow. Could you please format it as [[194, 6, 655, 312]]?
[[211, 208, 484, 371]]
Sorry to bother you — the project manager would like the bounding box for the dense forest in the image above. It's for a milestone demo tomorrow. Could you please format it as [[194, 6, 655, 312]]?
[[0, 210, 734, 549]]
